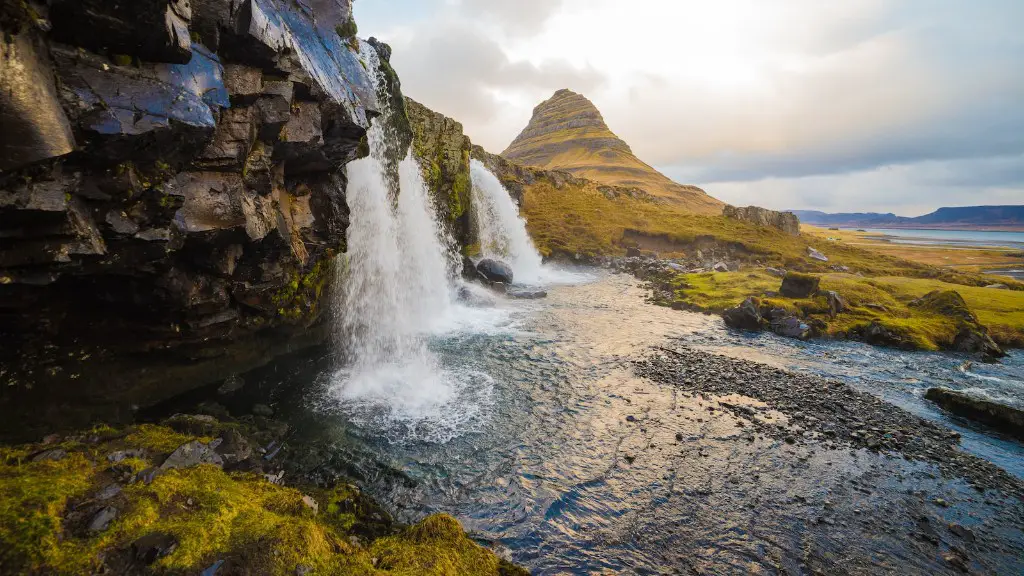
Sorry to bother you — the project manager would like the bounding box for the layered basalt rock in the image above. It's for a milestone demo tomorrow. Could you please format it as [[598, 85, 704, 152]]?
[[0, 0, 379, 436], [723, 205, 801, 236], [502, 89, 723, 213]]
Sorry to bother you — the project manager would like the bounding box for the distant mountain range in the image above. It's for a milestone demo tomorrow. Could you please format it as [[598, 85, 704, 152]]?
[[502, 89, 723, 214], [791, 206, 1024, 230]]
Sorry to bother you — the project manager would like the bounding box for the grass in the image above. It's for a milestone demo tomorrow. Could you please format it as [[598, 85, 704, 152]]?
[[0, 424, 526, 576], [669, 270, 1024, 350]]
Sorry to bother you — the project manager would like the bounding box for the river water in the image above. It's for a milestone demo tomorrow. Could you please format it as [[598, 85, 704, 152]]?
[[218, 270, 1024, 575]]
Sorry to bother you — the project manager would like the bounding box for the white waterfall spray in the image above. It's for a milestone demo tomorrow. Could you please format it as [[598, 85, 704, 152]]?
[[470, 160, 545, 284], [329, 42, 492, 442]]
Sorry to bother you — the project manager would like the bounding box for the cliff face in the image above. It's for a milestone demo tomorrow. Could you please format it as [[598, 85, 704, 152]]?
[[502, 89, 724, 214], [0, 0, 377, 434], [723, 205, 801, 236], [405, 97, 474, 248]]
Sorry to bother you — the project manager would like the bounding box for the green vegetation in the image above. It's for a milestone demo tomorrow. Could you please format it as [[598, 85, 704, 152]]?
[[335, 16, 358, 39], [0, 423, 526, 575], [273, 255, 334, 322], [668, 271, 1024, 351]]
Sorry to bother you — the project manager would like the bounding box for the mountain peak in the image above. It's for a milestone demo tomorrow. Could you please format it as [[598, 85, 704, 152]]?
[[501, 90, 722, 212]]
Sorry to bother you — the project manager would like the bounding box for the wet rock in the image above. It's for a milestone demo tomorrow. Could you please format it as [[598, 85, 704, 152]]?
[[477, 259, 514, 284], [925, 387, 1024, 440], [132, 532, 179, 565], [49, 0, 194, 64], [506, 287, 548, 300], [722, 297, 763, 330], [952, 326, 1005, 361], [771, 317, 813, 340], [252, 404, 275, 418], [780, 272, 820, 298], [0, 30, 76, 170], [218, 374, 246, 396], [161, 440, 225, 470], [215, 428, 253, 465], [807, 247, 829, 262], [89, 506, 119, 532]]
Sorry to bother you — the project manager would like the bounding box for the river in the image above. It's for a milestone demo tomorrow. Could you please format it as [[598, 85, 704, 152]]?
[[194, 269, 1024, 575]]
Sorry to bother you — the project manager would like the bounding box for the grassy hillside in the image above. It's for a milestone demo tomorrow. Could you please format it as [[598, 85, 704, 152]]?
[[518, 175, 1024, 351]]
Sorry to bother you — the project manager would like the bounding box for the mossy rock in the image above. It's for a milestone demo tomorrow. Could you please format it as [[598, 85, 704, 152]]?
[[0, 421, 526, 575], [780, 272, 820, 298], [908, 290, 976, 323]]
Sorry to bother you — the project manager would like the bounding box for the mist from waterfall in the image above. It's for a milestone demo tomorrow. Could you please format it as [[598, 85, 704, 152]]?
[[469, 160, 545, 284], [329, 42, 492, 442]]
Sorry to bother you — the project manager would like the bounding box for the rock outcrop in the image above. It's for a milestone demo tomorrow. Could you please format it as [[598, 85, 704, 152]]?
[[405, 97, 474, 247], [723, 205, 800, 236], [909, 290, 1005, 360], [0, 0, 379, 434], [926, 387, 1024, 440], [501, 89, 723, 213]]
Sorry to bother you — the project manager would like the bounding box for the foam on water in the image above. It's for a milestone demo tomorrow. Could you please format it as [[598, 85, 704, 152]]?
[[329, 43, 494, 443]]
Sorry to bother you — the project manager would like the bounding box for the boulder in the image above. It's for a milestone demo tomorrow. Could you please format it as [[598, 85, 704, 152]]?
[[477, 259, 514, 284], [910, 290, 1005, 360], [765, 267, 787, 278], [824, 290, 847, 318], [722, 297, 763, 330], [780, 272, 820, 298], [771, 316, 813, 340], [925, 388, 1024, 440], [713, 262, 730, 273], [49, 0, 194, 64], [807, 247, 829, 262], [985, 284, 1008, 290]]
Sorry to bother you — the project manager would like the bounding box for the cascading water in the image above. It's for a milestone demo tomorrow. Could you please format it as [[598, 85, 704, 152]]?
[[329, 43, 492, 442], [470, 160, 546, 284]]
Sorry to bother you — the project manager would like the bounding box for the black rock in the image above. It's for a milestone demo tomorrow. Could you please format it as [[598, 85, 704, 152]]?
[[132, 532, 179, 565], [722, 297, 763, 330], [477, 259, 514, 284], [925, 387, 1024, 440], [780, 272, 820, 298]]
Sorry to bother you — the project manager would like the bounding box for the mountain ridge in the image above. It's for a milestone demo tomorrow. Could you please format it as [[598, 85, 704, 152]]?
[[792, 206, 1024, 230], [501, 89, 723, 214]]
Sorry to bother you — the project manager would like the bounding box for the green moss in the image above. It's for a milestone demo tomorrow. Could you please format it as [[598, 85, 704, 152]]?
[[273, 256, 334, 322], [111, 54, 132, 67], [450, 167, 470, 221], [0, 423, 525, 575], [335, 16, 358, 39], [125, 424, 208, 455]]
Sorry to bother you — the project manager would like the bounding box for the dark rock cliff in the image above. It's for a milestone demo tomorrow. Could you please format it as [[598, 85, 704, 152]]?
[[0, 0, 377, 436]]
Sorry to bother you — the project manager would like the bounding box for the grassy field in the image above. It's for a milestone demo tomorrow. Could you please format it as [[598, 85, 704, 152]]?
[[520, 178, 1023, 351]]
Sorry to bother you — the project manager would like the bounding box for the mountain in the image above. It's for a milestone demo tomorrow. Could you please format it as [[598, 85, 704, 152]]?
[[792, 206, 1024, 230], [501, 89, 723, 214]]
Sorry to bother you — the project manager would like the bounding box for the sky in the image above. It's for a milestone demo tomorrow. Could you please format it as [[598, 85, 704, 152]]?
[[354, 0, 1024, 216]]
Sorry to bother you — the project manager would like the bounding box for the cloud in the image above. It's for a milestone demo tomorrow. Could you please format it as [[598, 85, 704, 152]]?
[[356, 0, 1024, 212], [458, 0, 566, 36], [385, 18, 606, 148]]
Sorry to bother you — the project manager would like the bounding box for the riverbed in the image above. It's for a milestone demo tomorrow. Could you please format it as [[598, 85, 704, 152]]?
[[185, 270, 1024, 574]]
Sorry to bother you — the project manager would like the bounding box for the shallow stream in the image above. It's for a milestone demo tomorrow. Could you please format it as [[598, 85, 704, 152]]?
[[214, 270, 1024, 574]]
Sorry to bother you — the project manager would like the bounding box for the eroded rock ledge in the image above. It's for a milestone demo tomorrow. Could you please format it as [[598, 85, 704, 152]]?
[[0, 0, 378, 436]]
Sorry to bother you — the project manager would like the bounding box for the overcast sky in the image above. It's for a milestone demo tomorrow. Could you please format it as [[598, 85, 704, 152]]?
[[355, 0, 1024, 215]]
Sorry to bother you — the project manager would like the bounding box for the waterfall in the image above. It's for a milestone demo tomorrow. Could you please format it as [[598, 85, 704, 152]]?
[[329, 42, 490, 442], [470, 160, 545, 284]]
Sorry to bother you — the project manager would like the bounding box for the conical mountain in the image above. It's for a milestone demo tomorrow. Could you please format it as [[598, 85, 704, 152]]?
[[502, 89, 723, 213]]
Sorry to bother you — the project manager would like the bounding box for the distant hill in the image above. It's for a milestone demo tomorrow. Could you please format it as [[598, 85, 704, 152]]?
[[502, 89, 723, 214], [792, 206, 1024, 230]]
